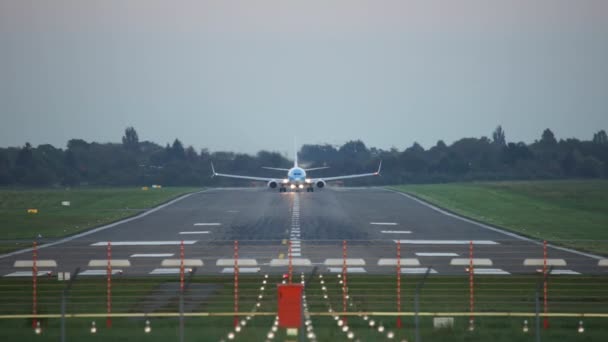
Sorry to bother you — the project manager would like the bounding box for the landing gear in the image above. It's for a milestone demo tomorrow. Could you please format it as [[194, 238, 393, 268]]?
[[279, 187, 287, 193]]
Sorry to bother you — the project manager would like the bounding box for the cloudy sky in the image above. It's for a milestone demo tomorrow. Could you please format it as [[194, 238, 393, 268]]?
[[1, 0, 607, 154]]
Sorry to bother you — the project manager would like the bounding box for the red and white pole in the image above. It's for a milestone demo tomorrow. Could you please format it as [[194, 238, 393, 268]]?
[[180, 240, 185, 293], [32, 241, 38, 329], [106, 241, 112, 328], [234, 240, 239, 328], [397, 240, 402, 328], [469, 240, 474, 327], [543, 240, 549, 329], [342, 240, 348, 324], [288, 240, 293, 284]]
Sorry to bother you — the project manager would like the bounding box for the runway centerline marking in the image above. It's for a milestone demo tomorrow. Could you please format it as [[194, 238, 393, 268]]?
[[91, 241, 197, 246], [381, 230, 412, 234], [193, 223, 221, 226], [395, 240, 498, 245], [179, 231, 210, 235], [371, 222, 398, 226]]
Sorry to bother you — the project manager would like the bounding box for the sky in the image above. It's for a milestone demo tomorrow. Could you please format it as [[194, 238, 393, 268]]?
[[1, 0, 607, 155]]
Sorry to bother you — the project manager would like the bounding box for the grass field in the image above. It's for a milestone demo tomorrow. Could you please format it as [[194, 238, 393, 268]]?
[[0, 187, 200, 252], [1, 274, 607, 341], [390, 180, 608, 254]]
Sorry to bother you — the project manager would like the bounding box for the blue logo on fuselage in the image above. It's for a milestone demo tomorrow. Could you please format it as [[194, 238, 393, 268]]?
[[288, 167, 307, 183]]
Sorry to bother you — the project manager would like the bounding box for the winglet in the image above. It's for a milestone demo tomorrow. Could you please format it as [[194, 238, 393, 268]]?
[[210, 161, 217, 177], [375, 160, 382, 175]]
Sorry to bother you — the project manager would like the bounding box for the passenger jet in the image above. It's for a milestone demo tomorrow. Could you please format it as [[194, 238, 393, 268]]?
[[211, 151, 381, 192]]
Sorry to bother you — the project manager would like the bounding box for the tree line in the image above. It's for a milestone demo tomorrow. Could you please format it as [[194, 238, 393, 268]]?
[[0, 126, 607, 187]]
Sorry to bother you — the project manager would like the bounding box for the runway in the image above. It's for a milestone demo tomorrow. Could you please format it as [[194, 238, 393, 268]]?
[[1, 187, 606, 277]]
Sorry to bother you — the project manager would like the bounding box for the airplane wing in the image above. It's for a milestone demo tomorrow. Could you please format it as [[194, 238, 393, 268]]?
[[212, 162, 277, 182], [310, 161, 382, 182], [261, 167, 290, 171], [304, 166, 330, 171]]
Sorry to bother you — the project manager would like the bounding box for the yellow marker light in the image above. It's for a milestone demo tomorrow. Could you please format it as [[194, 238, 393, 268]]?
[[27, 209, 38, 214], [141, 187, 149, 191]]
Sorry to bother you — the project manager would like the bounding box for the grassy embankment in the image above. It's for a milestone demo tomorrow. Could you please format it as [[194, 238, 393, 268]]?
[[0, 187, 200, 253], [0, 274, 607, 341], [390, 180, 608, 254]]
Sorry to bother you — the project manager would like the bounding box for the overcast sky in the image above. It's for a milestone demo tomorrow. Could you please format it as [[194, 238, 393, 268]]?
[[1, 0, 607, 155]]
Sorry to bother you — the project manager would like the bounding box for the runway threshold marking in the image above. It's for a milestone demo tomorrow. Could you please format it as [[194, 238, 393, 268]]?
[[395, 240, 498, 245], [4, 271, 52, 277], [193, 223, 221, 226], [381, 230, 412, 234], [80, 269, 123, 276], [400, 268, 438, 274], [91, 241, 197, 246], [472, 268, 510, 275], [416, 252, 459, 257], [221, 267, 260, 274], [179, 231, 210, 235], [131, 253, 174, 258], [149, 268, 181, 275], [328, 267, 366, 273], [370, 222, 398, 226]]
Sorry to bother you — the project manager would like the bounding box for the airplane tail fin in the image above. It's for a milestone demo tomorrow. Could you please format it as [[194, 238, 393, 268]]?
[[294, 137, 298, 167]]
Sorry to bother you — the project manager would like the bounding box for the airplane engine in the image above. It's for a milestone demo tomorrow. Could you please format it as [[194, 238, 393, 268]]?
[[316, 180, 326, 188], [267, 180, 278, 189]]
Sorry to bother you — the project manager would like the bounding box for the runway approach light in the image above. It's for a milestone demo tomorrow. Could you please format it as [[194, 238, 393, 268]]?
[[522, 320, 529, 333], [144, 320, 151, 333], [90, 321, 97, 334], [578, 320, 584, 333], [34, 321, 42, 335]]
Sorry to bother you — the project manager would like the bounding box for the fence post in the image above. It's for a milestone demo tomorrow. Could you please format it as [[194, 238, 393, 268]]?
[[61, 268, 80, 342], [469, 240, 475, 331], [179, 240, 185, 342], [289, 240, 293, 284], [32, 241, 38, 329], [106, 242, 112, 328], [396, 240, 402, 328], [415, 267, 432, 342], [234, 240, 239, 328], [543, 240, 549, 329], [342, 240, 348, 324]]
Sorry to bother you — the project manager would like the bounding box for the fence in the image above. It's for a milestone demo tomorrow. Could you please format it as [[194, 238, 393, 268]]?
[[1, 239, 607, 341]]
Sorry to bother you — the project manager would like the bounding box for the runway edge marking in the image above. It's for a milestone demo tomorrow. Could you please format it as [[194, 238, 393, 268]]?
[[383, 188, 604, 260], [0, 189, 210, 259]]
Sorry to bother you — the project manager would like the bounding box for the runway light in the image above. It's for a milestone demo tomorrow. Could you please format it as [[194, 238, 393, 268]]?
[[522, 320, 529, 333], [363, 315, 369, 321], [307, 332, 316, 339], [90, 321, 97, 334], [34, 321, 42, 335], [267, 331, 275, 339], [387, 331, 395, 339], [338, 319, 344, 327], [342, 325, 349, 332], [378, 325, 385, 333], [323, 294, 328, 299], [347, 331, 355, 339], [468, 319, 475, 332], [235, 326, 242, 333], [369, 320, 376, 327], [240, 319, 247, 326], [578, 320, 584, 333], [227, 332, 235, 339], [144, 320, 151, 333], [271, 325, 278, 332]]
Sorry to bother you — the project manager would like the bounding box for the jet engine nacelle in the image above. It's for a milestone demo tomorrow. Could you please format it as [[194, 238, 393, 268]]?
[[316, 180, 326, 188], [267, 180, 278, 189]]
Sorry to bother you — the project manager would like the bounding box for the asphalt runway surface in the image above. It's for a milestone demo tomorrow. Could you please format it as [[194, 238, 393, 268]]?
[[1, 187, 606, 277]]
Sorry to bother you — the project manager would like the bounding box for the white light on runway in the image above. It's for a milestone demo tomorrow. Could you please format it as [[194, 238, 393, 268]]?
[[416, 253, 459, 257], [179, 231, 210, 235], [194, 223, 221, 226], [380, 231, 411, 234], [370, 222, 398, 225], [131, 254, 174, 258]]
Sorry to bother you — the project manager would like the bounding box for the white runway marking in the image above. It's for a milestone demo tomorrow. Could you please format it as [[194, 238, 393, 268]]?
[[395, 240, 498, 245], [381, 230, 412, 234], [221, 267, 260, 274], [14, 260, 57, 268], [270, 259, 312, 266], [216, 259, 258, 267], [80, 269, 123, 276], [324, 258, 366, 266], [328, 267, 366, 273], [523, 259, 567, 266], [91, 241, 197, 246], [378, 258, 420, 266], [549, 269, 580, 275], [416, 253, 459, 257], [472, 268, 510, 275], [371, 222, 398, 225], [450, 258, 493, 266], [131, 253, 174, 258], [149, 268, 181, 275], [400, 268, 438, 274], [4, 271, 51, 277], [179, 231, 210, 235], [194, 223, 221, 226]]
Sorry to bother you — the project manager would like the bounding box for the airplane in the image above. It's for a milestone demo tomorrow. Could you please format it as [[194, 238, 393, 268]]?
[[210, 148, 381, 192]]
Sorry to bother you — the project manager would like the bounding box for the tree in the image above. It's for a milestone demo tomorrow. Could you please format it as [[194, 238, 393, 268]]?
[[492, 125, 506, 146], [122, 126, 139, 151], [540, 129, 557, 146], [170, 139, 185, 159], [593, 130, 608, 145]]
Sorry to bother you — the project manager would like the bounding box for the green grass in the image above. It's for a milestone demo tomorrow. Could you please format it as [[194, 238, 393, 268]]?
[[1, 274, 608, 341], [389, 180, 608, 254], [0, 187, 200, 252]]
